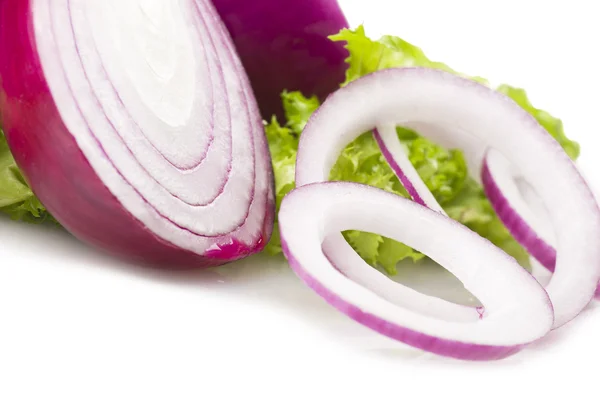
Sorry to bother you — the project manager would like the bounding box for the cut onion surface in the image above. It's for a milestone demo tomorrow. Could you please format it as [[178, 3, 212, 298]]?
[[279, 182, 554, 360], [295, 67, 600, 328], [0, 0, 274, 267], [212, 0, 349, 119]]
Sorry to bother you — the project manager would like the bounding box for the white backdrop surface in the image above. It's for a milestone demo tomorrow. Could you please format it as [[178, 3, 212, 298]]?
[[1, 1, 599, 396]]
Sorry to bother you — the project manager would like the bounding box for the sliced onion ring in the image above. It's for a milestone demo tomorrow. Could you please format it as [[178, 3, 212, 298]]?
[[279, 182, 553, 360], [295, 67, 600, 328]]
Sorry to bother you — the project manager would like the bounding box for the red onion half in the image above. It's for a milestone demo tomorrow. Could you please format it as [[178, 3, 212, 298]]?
[[0, 0, 274, 267], [292, 67, 600, 332]]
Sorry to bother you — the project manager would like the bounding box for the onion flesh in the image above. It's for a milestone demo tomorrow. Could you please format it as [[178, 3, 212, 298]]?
[[0, 0, 274, 267]]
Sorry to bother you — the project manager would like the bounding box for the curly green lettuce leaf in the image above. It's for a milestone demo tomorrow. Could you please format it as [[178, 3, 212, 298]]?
[[329, 26, 488, 87], [0, 129, 54, 223], [497, 85, 580, 159], [263, 116, 298, 255], [280, 90, 321, 134], [330, 25, 579, 157], [405, 137, 468, 205]]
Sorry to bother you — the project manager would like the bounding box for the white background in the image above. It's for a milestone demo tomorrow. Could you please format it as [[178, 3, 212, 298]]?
[[2, 0, 600, 396]]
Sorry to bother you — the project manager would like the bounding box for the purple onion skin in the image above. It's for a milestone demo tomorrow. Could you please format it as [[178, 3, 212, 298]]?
[[0, 0, 272, 268], [482, 160, 600, 299], [212, 0, 349, 119], [280, 236, 525, 361], [481, 159, 557, 272], [373, 128, 427, 207]]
